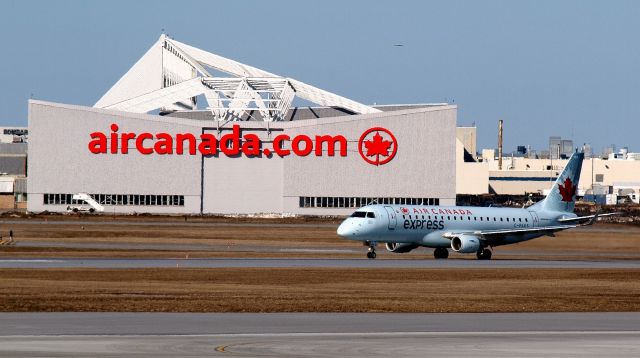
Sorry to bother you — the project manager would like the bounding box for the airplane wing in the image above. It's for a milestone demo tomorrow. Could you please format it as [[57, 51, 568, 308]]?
[[443, 225, 576, 241]]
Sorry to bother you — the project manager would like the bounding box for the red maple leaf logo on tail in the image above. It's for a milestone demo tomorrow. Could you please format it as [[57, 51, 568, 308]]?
[[558, 178, 576, 202], [364, 132, 392, 158]]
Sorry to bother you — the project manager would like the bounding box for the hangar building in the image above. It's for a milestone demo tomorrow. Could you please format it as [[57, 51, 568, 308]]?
[[28, 35, 457, 215]]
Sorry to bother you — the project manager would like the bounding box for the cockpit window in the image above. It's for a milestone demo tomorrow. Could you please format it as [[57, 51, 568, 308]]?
[[366, 212, 375, 218], [351, 211, 367, 218]]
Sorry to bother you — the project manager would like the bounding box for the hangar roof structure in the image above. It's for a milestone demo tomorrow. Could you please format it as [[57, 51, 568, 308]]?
[[95, 34, 381, 122]]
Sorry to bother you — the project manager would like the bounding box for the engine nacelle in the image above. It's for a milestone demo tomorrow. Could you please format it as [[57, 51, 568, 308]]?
[[450, 235, 481, 253], [385, 242, 420, 253]]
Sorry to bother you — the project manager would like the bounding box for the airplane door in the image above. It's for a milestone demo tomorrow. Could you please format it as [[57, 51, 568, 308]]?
[[384, 206, 397, 230], [528, 211, 539, 227]]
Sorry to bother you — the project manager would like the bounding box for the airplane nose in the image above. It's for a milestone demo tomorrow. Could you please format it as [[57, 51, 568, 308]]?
[[337, 222, 353, 237]]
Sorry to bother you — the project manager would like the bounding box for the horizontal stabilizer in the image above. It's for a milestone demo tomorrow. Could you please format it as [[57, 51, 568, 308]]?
[[557, 212, 621, 225]]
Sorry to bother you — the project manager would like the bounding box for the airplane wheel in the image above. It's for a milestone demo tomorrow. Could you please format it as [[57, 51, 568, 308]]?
[[434, 248, 449, 259], [366, 251, 377, 259], [476, 248, 492, 260], [89, 208, 95, 213]]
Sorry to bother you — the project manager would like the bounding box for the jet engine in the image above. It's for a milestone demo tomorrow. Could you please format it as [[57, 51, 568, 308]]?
[[450, 235, 481, 253], [385, 242, 420, 253]]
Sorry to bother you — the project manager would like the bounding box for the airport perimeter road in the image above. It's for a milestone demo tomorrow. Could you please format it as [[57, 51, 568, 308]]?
[[0, 313, 638, 357], [2, 257, 640, 269]]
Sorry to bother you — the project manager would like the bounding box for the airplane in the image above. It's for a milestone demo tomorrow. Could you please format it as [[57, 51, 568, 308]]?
[[337, 150, 617, 260]]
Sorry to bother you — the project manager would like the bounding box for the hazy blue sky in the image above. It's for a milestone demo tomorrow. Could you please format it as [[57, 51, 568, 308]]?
[[1, 0, 638, 153]]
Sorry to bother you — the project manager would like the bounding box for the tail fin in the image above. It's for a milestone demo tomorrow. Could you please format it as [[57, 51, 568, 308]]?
[[535, 150, 584, 213]]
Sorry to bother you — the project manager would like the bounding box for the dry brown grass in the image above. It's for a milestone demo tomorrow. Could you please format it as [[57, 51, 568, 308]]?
[[1, 220, 639, 259], [1, 268, 639, 313]]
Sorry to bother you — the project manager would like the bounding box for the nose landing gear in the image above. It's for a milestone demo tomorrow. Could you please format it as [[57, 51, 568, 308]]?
[[364, 241, 377, 259]]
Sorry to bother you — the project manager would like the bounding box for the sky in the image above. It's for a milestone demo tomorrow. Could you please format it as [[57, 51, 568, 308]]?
[[0, 0, 638, 153]]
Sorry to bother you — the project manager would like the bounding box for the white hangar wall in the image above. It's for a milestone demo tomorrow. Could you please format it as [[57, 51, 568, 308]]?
[[28, 100, 457, 215]]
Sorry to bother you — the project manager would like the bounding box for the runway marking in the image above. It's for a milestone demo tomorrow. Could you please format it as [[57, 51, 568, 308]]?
[[0, 259, 60, 263], [278, 249, 355, 253], [1, 331, 638, 338]]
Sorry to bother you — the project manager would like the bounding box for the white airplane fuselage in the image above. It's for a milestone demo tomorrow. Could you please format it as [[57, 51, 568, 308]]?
[[337, 151, 596, 259], [337, 204, 575, 248]]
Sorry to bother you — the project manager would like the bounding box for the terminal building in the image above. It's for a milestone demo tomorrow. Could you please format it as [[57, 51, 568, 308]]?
[[28, 35, 459, 215]]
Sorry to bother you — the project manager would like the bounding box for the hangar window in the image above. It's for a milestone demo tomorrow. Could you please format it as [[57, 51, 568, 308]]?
[[297, 196, 441, 209], [43, 193, 185, 207]]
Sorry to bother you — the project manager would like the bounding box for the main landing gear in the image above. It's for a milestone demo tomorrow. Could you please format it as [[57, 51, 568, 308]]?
[[365, 241, 377, 259], [476, 247, 492, 260], [434, 247, 449, 259]]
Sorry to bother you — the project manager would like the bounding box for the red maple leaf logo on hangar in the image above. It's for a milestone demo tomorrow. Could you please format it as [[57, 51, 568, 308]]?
[[358, 127, 398, 166], [558, 177, 577, 202], [365, 133, 392, 157]]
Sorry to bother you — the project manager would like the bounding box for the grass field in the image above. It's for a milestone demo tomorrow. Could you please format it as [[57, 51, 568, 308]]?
[[1, 216, 639, 313], [1, 268, 638, 312]]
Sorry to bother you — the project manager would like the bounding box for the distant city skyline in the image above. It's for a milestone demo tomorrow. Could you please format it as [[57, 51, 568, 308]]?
[[0, 0, 638, 152]]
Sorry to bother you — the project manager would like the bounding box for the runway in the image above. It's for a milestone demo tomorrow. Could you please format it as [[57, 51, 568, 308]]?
[[2, 257, 640, 268], [0, 313, 638, 357]]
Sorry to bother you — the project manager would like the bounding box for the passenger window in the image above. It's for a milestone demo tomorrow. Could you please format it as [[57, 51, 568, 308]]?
[[468, 216, 471, 221], [474, 217, 477, 221], [525, 218, 528, 222], [447, 216, 450, 220], [480, 217, 483, 221], [506, 218, 509, 222], [366, 212, 375, 218], [453, 216, 457, 220], [487, 217, 489, 221], [493, 217, 496, 221], [519, 218, 522, 222]]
